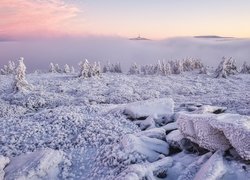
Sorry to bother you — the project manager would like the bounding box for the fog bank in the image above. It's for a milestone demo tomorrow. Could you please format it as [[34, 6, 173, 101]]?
[[0, 36, 250, 72]]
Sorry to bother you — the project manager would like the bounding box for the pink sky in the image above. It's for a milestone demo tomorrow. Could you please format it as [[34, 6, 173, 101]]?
[[0, 0, 85, 39], [1, 0, 250, 40]]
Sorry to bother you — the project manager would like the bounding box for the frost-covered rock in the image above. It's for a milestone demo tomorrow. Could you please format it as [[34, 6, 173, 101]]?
[[4, 148, 66, 180], [117, 157, 173, 180], [120, 134, 169, 162], [177, 112, 231, 151], [135, 127, 166, 140], [194, 151, 227, 180], [177, 111, 250, 160], [178, 152, 212, 180], [166, 130, 185, 149], [210, 113, 250, 160], [0, 155, 10, 179], [124, 98, 174, 119]]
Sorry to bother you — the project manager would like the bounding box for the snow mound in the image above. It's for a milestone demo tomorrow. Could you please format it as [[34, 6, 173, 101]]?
[[177, 112, 250, 160], [0, 155, 10, 179], [120, 134, 169, 162], [4, 148, 66, 180], [117, 157, 173, 180], [124, 98, 174, 119]]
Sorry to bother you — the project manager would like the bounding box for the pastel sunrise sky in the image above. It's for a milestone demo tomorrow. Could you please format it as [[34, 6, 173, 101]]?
[[1, 0, 250, 40]]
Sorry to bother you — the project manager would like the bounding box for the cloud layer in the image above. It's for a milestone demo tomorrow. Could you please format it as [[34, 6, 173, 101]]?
[[0, 0, 82, 39]]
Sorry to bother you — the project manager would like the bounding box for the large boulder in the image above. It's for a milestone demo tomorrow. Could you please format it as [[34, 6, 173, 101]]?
[[177, 111, 250, 160], [124, 98, 174, 119]]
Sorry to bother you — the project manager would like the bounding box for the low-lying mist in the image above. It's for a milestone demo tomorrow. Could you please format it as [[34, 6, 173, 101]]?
[[0, 36, 250, 72]]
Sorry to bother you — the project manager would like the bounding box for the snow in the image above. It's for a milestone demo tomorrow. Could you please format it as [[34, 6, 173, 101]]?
[[0, 71, 250, 179], [123, 98, 174, 119], [4, 148, 65, 180], [120, 134, 169, 162], [0, 156, 9, 179]]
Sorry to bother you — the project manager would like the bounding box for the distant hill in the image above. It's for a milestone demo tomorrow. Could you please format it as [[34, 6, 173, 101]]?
[[129, 35, 150, 41], [194, 35, 234, 39]]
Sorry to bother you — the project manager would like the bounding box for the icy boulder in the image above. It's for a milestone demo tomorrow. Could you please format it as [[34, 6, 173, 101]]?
[[177, 111, 250, 160], [120, 134, 169, 162], [124, 98, 174, 119], [210, 114, 250, 160], [177, 112, 231, 151], [0, 155, 10, 179], [117, 157, 173, 180], [4, 148, 66, 179], [194, 151, 227, 180]]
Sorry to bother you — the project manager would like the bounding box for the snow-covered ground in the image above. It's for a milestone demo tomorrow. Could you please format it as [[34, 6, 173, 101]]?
[[0, 71, 249, 179]]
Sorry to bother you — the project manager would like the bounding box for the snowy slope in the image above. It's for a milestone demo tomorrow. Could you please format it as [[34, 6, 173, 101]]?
[[0, 72, 250, 179]]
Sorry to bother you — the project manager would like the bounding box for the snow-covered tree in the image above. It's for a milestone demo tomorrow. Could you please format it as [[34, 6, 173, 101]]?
[[55, 64, 61, 73], [64, 64, 70, 74], [79, 59, 90, 78], [103, 61, 122, 73], [240, 61, 250, 74], [162, 62, 171, 75], [129, 63, 140, 75], [79, 59, 101, 78], [70, 66, 75, 74], [215, 57, 238, 78], [171, 60, 183, 74], [49, 63, 56, 73], [14, 57, 32, 92]]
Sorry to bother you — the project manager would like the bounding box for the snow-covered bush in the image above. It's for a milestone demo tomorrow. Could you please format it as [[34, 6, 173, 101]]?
[[14, 57, 33, 92], [240, 61, 250, 74], [79, 59, 101, 78], [215, 57, 238, 78], [103, 62, 122, 73], [199, 66, 208, 74], [170, 60, 183, 74], [0, 61, 16, 75], [128, 62, 140, 75]]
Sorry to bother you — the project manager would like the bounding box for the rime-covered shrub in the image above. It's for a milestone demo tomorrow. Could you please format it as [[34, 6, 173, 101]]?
[[128, 63, 140, 75], [103, 62, 122, 73], [79, 59, 101, 78], [14, 57, 33, 92], [215, 57, 238, 78], [240, 61, 250, 74], [199, 66, 208, 74], [0, 61, 16, 75], [170, 60, 183, 74]]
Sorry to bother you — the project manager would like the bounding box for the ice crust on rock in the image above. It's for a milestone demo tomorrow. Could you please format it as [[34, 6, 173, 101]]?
[[177, 111, 250, 160], [4, 148, 65, 180], [0, 155, 10, 179], [124, 98, 174, 119], [120, 134, 169, 162], [117, 157, 173, 180], [210, 113, 250, 160]]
